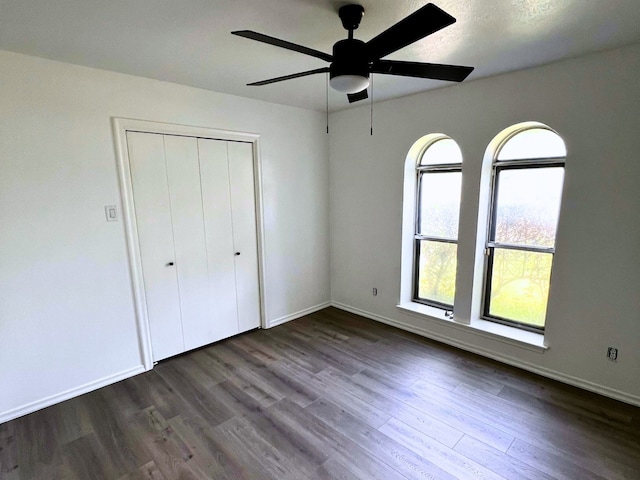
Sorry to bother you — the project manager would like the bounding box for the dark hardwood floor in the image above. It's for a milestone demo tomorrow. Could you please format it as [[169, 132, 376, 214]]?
[[2, 307, 639, 479]]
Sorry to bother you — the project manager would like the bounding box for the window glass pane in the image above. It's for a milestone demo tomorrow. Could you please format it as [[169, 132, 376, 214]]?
[[488, 249, 553, 328], [417, 240, 457, 306], [419, 171, 462, 238], [420, 138, 462, 165], [494, 167, 564, 247], [497, 128, 566, 161]]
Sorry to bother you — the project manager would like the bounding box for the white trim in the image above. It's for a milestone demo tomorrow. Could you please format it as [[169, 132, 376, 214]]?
[[268, 301, 332, 328], [397, 302, 547, 352], [0, 366, 145, 424], [332, 302, 640, 407], [112, 120, 154, 370], [112, 117, 268, 369]]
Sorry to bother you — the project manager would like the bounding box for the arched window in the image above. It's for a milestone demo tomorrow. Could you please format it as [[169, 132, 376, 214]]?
[[414, 136, 463, 309], [483, 126, 566, 331]]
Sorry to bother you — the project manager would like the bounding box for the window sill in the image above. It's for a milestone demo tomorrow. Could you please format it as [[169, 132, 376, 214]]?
[[396, 302, 547, 353]]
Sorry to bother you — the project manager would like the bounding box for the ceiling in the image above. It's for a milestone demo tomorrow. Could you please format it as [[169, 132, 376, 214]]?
[[2, 0, 640, 112]]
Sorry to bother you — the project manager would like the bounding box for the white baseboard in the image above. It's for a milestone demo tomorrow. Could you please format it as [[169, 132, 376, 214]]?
[[332, 302, 640, 408], [0, 365, 146, 424], [268, 301, 332, 328]]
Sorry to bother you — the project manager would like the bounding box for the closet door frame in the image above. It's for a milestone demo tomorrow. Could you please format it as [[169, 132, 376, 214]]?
[[112, 117, 267, 371]]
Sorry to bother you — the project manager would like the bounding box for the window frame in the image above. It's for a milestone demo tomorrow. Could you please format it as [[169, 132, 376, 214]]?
[[412, 139, 462, 310], [481, 129, 566, 332]]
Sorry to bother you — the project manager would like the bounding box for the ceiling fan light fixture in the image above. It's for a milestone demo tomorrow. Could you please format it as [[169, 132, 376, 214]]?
[[329, 74, 370, 94], [234, 3, 474, 104]]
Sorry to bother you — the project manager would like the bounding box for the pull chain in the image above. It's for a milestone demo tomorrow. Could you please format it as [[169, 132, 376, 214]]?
[[370, 74, 374, 136], [326, 71, 329, 134]]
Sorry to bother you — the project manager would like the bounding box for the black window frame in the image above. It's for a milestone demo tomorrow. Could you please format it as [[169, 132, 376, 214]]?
[[412, 140, 462, 310], [482, 129, 566, 332]]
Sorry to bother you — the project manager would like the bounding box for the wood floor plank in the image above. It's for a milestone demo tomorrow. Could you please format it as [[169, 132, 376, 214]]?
[[128, 407, 209, 480], [224, 354, 320, 407], [213, 415, 314, 480], [449, 382, 640, 475], [306, 397, 458, 480], [4, 307, 640, 480], [79, 390, 151, 477], [13, 407, 63, 467], [507, 437, 609, 480], [497, 384, 640, 447], [104, 369, 189, 421], [459, 354, 639, 428], [277, 361, 392, 428], [169, 413, 266, 480], [453, 435, 555, 480], [317, 338, 421, 387], [62, 433, 121, 480], [267, 328, 368, 375], [117, 461, 167, 480], [0, 421, 19, 475], [313, 308, 384, 343], [170, 352, 227, 389], [222, 339, 280, 368], [253, 328, 329, 373], [350, 342, 461, 392], [350, 368, 514, 452], [311, 457, 364, 480], [0, 468, 21, 480], [155, 361, 264, 426], [227, 332, 284, 364], [379, 417, 507, 480], [207, 360, 285, 408], [370, 340, 505, 394], [510, 435, 640, 480], [237, 402, 330, 477], [266, 398, 412, 480]]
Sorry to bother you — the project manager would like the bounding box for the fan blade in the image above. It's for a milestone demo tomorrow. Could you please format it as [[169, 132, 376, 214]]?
[[247, 67, 330, 86], [347, 89, 369, 103], [232, 30, 333, 62], [372, 60, 474, 82], [365, 3, 456, 60]]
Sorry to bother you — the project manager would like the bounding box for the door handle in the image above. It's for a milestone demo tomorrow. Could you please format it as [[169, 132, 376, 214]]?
[[235, 252, 241, 256], [166, 262, 175, 266]]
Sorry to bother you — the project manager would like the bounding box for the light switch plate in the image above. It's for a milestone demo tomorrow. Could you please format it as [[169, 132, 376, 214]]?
[[105, 205, 118, 222]]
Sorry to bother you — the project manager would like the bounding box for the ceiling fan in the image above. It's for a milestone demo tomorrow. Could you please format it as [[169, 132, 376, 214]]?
[[232, 3, 474, 104]]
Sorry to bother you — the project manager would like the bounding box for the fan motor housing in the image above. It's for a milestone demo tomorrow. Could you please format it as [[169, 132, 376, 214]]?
[[330, 39, 370, 80]]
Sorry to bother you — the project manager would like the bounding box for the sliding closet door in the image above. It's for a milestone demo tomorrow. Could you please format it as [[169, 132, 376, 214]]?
[[228, 141, 261, 332], [197, 139, 240, 340], [163, 135, 214, 352], [127, 132, 184, 360]]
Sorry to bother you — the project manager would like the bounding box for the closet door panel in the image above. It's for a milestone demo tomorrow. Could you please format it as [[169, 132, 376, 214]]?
[[228, 141, 261, 332], [127, 132, 184, 361], [197, 139, 240, 340], [163, 135, 213, 351]]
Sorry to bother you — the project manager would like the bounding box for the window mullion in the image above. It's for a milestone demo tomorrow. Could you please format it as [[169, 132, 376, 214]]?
[[415, 235, 457, 244], [488, 242, 555, 254], [417, 164, 462, 173], [495, 158, 565, 168]]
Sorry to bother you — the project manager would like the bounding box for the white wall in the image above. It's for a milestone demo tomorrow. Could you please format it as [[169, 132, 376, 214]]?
[[329, 43, 640, 405], [0, 50, 330, 421]]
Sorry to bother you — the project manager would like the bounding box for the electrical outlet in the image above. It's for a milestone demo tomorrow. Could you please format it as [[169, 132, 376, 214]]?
[[372, 288, 378, 296], [607, 347, 618, 362]]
